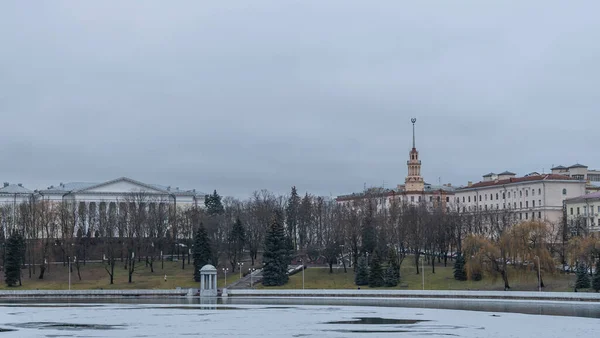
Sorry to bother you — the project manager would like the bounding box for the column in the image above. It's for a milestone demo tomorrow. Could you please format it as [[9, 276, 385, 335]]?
[[201, 274, 205, 290]]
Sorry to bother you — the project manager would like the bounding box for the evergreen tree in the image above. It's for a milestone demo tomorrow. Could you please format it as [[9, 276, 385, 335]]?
[[368, 251, 384, 287], [193, 223, 212, 282], [361, 202, 377, 256], [383, 249, 400, 287], [354, 255, 369, 286], [262, 211, 291, 286], [204, 190, 224, 216], [228, 217, 246, 270], [575, 263, 590, 290], [591, 261, 600, 292], [285, 186, 300, 250], [453, 253, 467, 281], [4, 233, 23, 287]]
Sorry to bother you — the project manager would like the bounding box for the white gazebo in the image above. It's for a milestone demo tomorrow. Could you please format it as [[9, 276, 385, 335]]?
[[199, 264, 218, 297]]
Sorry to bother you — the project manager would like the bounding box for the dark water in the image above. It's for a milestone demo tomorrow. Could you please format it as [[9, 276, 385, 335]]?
[[2, 296, 599, 319]]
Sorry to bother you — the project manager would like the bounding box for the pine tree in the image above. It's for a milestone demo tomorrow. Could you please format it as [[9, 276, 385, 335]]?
[[204, 190, 224, 216], [368, 251, 384, 287], [285, 186, 300, 250], [575, 263, 590, 290], [591, 261, 600, 292], [383, 249, 400, 287], [361, 202, 377, 256], [354, 255, 369, 286], [193, 223, 212, 282], [228, 218, 246, 270], [262, 211, 291, 286], [4, 233, 23, 287], [453, 253, 467, 281]]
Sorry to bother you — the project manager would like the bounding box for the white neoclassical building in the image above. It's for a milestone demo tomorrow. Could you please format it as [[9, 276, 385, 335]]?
[[454, 172, 587, 226], [0, 177, 208, 237], [564, 192, 600, 233]]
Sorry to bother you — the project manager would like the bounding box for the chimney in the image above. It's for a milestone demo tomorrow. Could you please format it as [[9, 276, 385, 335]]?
[[467, 181, 473, 187], [3, 182, 8, 187]]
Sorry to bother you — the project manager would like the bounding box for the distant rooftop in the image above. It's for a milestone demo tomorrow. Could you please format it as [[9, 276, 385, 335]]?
[[565, 191, 600, 203], [0, 183, 32, 194], [459, 174, 579, 190]]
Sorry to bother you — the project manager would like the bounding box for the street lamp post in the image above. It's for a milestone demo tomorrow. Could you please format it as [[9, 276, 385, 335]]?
[[250, 268, 256, 288], [69, 256, 76, 291], [535, 255, 541, 292], [421, 255, 424, 290], [300, 258, 305, 290], [222, 268, 228, 287], [237, 262, 244, 279]]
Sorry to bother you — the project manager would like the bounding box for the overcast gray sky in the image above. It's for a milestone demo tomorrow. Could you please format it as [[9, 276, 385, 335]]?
[[1, 1, 598, 198]]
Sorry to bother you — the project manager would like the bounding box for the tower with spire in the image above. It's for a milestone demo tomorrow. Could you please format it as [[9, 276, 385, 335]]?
[[405, 118, 425, 192]]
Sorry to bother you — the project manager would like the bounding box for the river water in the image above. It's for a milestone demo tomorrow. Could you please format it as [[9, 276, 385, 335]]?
[[0, 297, 598, 337]]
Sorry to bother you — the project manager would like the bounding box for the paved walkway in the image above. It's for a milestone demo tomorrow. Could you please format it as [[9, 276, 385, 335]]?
[[227, 265, 304, 289]]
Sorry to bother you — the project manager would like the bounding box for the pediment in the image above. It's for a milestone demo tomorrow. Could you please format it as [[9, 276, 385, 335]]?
[[75, 178, 167, 194]]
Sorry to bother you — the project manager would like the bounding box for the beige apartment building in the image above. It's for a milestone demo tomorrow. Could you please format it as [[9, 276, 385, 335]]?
[[564, 192, 600, 233], [454, 172, 587, 226]]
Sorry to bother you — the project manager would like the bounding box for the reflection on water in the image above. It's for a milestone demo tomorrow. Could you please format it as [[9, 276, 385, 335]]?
[[326, 317, 428, 325]]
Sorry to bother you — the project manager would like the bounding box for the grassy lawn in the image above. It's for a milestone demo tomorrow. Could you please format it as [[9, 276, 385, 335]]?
[[260, 258, 578, 292], [0, 261, 242, 290]]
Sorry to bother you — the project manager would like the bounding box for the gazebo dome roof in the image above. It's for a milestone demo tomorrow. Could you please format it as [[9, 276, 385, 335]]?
[[200, 264, 217, 272]]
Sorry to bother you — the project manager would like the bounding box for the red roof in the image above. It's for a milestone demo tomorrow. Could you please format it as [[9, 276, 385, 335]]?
[[460, 174, 576, 190]]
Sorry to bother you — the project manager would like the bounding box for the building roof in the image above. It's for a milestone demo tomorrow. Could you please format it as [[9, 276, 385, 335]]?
[[482, 172, 496, 177], [0, 184, 32, 194], [551, 165, 567, 170], [40, 178, 206, 197], [458, 174, 578, 190], [498, 171, 516, 176], [565, 191, 600, 203], [568, 163, 588, 169]]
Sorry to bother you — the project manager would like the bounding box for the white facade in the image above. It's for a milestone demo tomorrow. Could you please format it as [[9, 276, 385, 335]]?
[[564, 192, 600, 233], [455, 173, 587, 226]]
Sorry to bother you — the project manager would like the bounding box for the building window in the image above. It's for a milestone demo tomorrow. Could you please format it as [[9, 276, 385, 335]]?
[[485, 205, 488, 210], [520, 191, 522, 197], [503, 203, 506, 209], [446, 197, 449, 202], [508, 192, 511, 198], [485, 194, 487, 201], [503, 192, 506, 199], [526, 201, 529, 208], [525, 213, 528, 220], [411, 196, 414, 202], [490, 194, 493, 200], [538, 211, 541, 218], [538, 188, 541, 195], [437, 196, 441, 202], [526, 190, 529, 197], [520, 202, 523, 208], [418, 196, 421, 202], [463, 207, 466, 212], [570, 207, 573, 215], [463, 197, 465, 203], [479, 195, 482, 202], [496, 193, 499, 200], [532, 212, 535, 220], [539, 199, 541, 206], [577, 207, 580, 215], [514, 202, 516, 208], [532, 200, 535, 207], [496, 204, 499, 209], [429, 196, 433, 202], [562, 188, 567, 195], [532, 190, 535, 196], [520, 213, 522, 220], [468, 196, 471, 202]]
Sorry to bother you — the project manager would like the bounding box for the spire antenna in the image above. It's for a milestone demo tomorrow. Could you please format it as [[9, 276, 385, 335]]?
[[411, 118, 417, 148]]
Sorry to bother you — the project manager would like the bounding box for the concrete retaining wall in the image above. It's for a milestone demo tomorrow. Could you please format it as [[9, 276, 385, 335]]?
[[0, 289, 189, 298], [226, 289, 600, 302]]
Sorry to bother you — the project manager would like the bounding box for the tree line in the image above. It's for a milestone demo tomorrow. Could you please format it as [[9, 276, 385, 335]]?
[[2, 187, 600, 290]]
